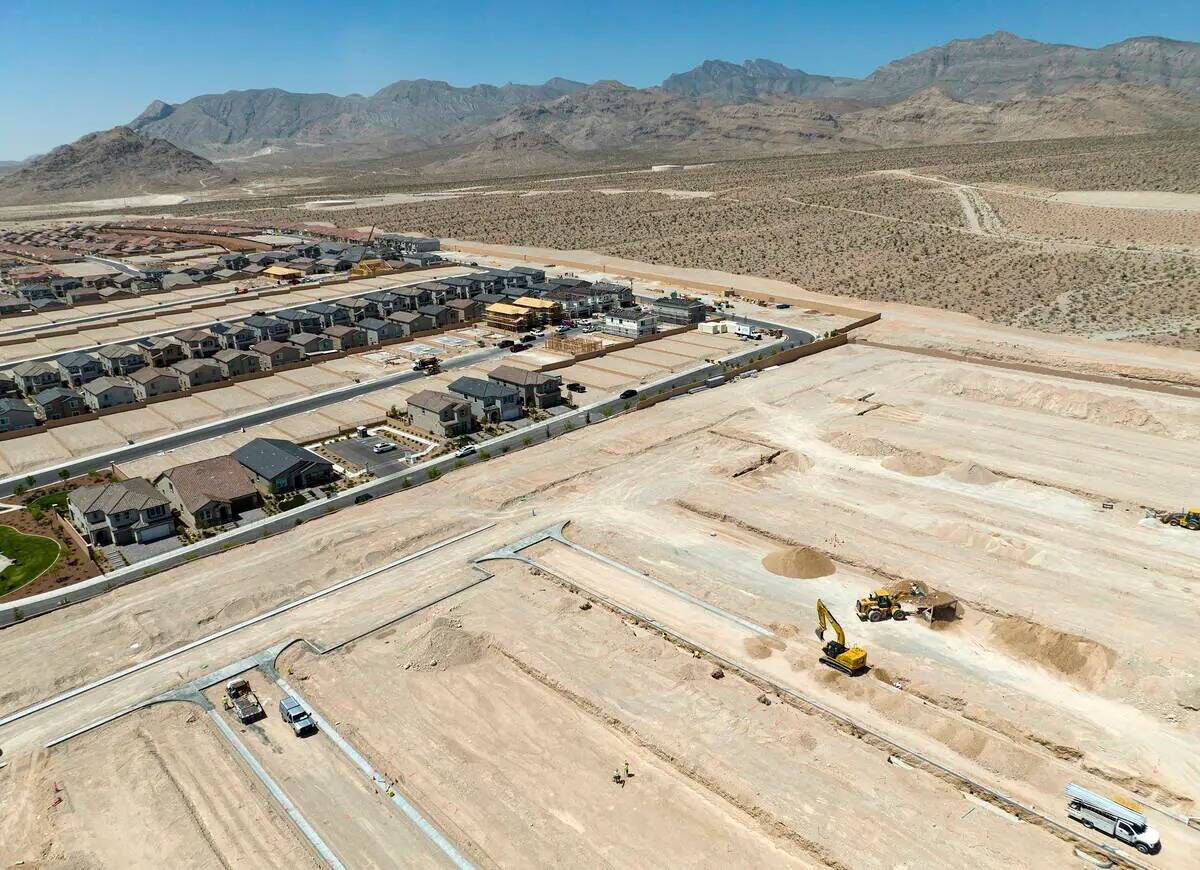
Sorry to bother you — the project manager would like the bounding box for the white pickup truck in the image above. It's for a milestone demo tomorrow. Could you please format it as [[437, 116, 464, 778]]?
[[1066, 783, 1161, 854]]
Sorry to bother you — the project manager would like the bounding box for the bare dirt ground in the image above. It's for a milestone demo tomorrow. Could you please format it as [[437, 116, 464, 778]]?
[[1, 316, 1198, 866], [0, 703, 320, 868], [279, 577, 1066, 868]]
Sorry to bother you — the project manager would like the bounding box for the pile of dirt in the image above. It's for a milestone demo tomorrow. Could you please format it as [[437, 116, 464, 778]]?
[[936, 372, 1192, 437], [761, 547, 836, 579], [988, 615, 1117, 688], [945, 461, 1001, 485], [743, 635, 787, 659], [401, 617, 491, 671], [881, 451, 947, 476], [824, 431, 899, 457]]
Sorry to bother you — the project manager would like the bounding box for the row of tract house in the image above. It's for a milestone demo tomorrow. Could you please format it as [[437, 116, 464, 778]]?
[[406, 363, 566, 438], [0, 274, 509, 431], [0, 234, 443, 314], [66, 437, 335, 546]]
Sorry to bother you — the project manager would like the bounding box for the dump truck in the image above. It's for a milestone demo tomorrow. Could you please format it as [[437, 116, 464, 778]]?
[[225, 678, 264, 724], [1066, 783, 1161, 854]]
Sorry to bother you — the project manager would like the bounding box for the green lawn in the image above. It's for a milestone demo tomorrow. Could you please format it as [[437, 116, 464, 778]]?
[[0, 525, 61, 596], [26, 490, 68, 518]]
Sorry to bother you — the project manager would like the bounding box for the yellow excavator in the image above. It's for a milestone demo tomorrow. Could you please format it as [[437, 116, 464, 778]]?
[[815, 599, 869, 676], [856, 589, 907, 622]]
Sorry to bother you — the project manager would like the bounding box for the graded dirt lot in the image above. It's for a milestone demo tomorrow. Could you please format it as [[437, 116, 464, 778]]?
[[0, 703, 319, 868], [1, 246, 1199, 867]]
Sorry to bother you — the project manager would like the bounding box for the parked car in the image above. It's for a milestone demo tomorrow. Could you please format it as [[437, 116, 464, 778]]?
[[521, 333, 537, 342], [566, 382, 586, 393], [372, 442, 396, 454], [509, 343, 529, 353], [456, 445, 477, 458], [354, 493, 374, 504], [498, 339, 514, 348], [278, 696, 316, 736], [619, 389, 638, 400]]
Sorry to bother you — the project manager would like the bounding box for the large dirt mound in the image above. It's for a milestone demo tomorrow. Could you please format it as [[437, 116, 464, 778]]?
[[762, 547, 836, 579], [987, 615, 1117, 688], [401, 617, 491, 671], [824, 431, 898, 457], [946, 461, 1001, 485], [936, 372, 1198, 438], [882, 451, 947, 476]]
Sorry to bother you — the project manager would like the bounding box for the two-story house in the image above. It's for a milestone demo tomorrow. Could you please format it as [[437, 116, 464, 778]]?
[[130, 367, 183, 401], [173, 358, 226, 389], [487, 364, 564, 409], [96, 344, 147, 376], [250, 340, 303, 370], [0, 397, 37, 433], [82, 376, 138, 411], [12, 360, 61, 395], [141, 336, 187, 367], [213, 349, 261, 378], [32, 386, 88, 421], [303, 303, 351, 329], [447, 376, 522, 423], [406, 390, 474, 438], [177, 329, 221, 359], [68, 478, 174, 546], [54, 351, 103, 388]]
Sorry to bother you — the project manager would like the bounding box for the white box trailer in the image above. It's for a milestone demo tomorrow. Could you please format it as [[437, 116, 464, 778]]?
[[1066, 783, 1161, 854]]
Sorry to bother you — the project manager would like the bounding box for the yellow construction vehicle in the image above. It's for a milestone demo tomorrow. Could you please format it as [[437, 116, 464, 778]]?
[[856, 589, 907, 622], [815, 599, 869, 676], [1160, 508, 1200, 531]]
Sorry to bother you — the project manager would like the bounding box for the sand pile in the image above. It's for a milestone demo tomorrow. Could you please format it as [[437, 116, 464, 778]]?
[[402, 617, 491, 671], [937, 372, 1189, 437], [882, 451, 946, 477], [987, 615, 1116, 688], [823, 430, 898, 457], [762, 547, 836, 579], [927, 521, 1058, 568], [946, 461, 1001, 485]]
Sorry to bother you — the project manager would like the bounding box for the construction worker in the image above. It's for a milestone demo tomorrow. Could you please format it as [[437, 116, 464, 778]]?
[[221, 694, 232, 711], [624, 761, 631, 779], [612, 769, 624, 786]]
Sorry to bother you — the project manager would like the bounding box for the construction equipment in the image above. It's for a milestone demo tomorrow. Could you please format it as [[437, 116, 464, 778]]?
[[815, 599, 869, 676], [1159, 508, 1200, 531], [225, 678, 264, 724], [856, 589, 907, 622], [888, 580, 961, 623]]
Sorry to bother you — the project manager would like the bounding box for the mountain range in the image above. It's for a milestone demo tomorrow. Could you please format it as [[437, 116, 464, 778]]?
[[4, 30, 1199, 202], [123, 31, 1200, 164]]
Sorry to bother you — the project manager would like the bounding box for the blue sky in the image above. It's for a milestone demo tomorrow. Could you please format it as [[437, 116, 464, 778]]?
[[1, 0, 1197, 159]]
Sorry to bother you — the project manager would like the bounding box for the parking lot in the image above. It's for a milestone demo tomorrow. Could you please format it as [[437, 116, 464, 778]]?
[[324, 432, 413, 474]]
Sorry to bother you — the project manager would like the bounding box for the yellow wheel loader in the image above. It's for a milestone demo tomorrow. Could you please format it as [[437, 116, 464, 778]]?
[[815, 599, 869, 676], [1160, 508, 1200, 531], [856, 590, 908, 622]]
